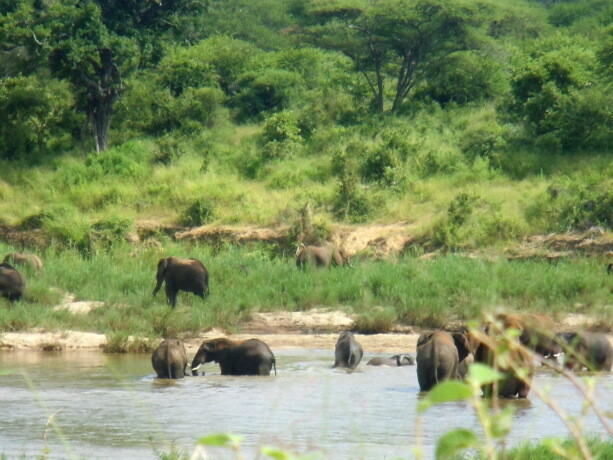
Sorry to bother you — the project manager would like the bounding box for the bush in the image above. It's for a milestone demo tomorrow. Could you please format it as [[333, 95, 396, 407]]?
[[182, 198, 216, 227], [0, 76, 77, 160], [234, 69, 305, 120]]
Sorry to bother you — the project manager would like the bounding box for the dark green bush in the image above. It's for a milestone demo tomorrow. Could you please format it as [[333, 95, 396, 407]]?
[[182, 198, 216, 227], [234, 69, 305, 120]]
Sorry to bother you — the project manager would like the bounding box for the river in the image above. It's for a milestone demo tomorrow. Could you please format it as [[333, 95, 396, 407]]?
[[0, 350, 611, 459]]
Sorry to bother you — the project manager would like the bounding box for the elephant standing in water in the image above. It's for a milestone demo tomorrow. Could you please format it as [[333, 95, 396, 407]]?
[[191, 338, 276, 376], [367, 354, 414, 366], [333, 331, 363, 369], [555, 331, 613, 371], [151, 339, 189, 379], [296, 244, 352, 268], [3, 253, 43, 271], [469, 319, 535, 399], [416, 330, 470, 392], [153, 257, 209, 309], [0, 263, 25, 302]]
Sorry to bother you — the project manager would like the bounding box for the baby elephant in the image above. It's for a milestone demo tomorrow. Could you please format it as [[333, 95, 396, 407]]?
[[3, 253, 43, 271], [416, 330, 470, 392], [333, 331, 363, 369], [296, 244, 351, 268], [0, 263, 26, 302], [191, 338, 276, 376], [151, 339, 189, 379], [367, 354, 414, 366], [555, 331, 613, 372]]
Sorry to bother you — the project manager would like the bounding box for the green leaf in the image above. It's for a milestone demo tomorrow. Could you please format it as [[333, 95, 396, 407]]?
[[418, 381, 472, 413], [260, 446, 295, 460], [197, 433, 243, 447], [468, 363, 503, 386], [491, 406, 515, 438], [435, 429, 479, 459]]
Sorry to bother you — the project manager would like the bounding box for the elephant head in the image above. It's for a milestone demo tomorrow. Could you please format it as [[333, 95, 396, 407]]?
[[191, 337, 230, 374]]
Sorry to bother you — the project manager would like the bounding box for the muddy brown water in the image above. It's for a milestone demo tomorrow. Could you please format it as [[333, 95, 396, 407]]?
[[0, 350, 611, 459]]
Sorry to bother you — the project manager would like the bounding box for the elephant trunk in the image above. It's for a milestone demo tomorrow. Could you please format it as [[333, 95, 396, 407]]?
[[191, 353, 206, 376], [152, 280, 163, 297]]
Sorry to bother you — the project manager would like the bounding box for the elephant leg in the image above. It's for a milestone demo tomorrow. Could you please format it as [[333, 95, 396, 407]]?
[[165, 283, 177, 309]]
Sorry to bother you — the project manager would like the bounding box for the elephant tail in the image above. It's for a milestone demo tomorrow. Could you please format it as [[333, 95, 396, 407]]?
[[165, 343, 173, 379], [272, 357, 277, 376]]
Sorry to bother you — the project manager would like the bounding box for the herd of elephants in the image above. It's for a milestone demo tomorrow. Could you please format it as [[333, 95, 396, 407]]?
[[1, 248, 612, 398]]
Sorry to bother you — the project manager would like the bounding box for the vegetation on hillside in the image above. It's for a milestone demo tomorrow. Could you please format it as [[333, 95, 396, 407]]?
[[0, 0, 611, 253]]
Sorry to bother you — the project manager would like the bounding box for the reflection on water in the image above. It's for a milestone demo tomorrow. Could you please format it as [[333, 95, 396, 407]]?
[[0, 350, 611, 459]]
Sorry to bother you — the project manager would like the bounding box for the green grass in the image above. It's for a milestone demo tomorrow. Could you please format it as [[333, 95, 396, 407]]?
[[1, 240, 610, 340]]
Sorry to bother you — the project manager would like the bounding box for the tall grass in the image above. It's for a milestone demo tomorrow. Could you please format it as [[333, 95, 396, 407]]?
[[0, 241, 610, 340]]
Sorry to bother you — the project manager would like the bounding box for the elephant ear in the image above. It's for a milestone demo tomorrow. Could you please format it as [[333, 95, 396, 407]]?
[[452, 333, 471, 363], [157, 258, 169, 274]]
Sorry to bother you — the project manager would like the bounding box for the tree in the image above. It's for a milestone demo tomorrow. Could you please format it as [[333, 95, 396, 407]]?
[[1, 0, 207, 153], [303, 0, 486, 113]]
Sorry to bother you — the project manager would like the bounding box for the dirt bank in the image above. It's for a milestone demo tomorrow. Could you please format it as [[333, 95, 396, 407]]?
[[1, 310, 609, 353]]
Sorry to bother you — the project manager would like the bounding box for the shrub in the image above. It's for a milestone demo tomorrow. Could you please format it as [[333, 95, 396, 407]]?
[[182, 198, 216, 227], [234, 69, 305, 120], [153, 136, 184, 165], [81, 216, 133, 254]]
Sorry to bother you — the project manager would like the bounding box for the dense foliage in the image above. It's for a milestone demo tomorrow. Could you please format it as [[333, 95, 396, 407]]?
[[0, 0, 611, 248]]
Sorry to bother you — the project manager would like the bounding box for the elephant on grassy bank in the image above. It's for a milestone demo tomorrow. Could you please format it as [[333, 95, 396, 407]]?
[[333, 331, 363, 369], [153, 257, 209, 309], [296, 244, 352, 268], [151, 339, 189, 379], [555, 332, 613, 372], [416, 331, 470, 392], [367, 354, 414, 366], [191, 338, 276, 376], [3, 253, 43, 271], [0, 263, 25, 302]]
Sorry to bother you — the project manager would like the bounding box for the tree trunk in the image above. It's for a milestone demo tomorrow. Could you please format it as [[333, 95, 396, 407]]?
[[81, 48, 124, 154]]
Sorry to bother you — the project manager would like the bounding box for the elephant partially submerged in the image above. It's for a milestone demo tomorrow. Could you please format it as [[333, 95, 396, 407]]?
[[191, 338, 276, 376], [3, 253, 43, 271], [416, 331, 470, 392], [153, 257, 209, 309], [151, 339, 189, 379], [0, 263, 25, 302], [296, 244, 352, 268], [333, 331, 363, 369], [367, 354, 414, 366], [469, 319, 535, 399], [555, 331, 613, 372]]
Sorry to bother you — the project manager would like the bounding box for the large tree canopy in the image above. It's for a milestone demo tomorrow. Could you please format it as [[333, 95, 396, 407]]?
[[303, 0, 487, 113], [1, 0, 207, 153]]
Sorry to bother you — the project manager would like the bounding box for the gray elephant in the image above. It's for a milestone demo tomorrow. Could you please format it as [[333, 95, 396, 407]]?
[[367, 354, 414, 366], [555, 331, 613, 372], [191, 338, 276, 376], [0, 263, 26, 302], [153, 257, 209, 309], [151, 339, 189, 379], [3, 253, 43, 271], [296, 244, 352, 268], [333, 331, 363, 369], [416, 330, 470, 392]]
